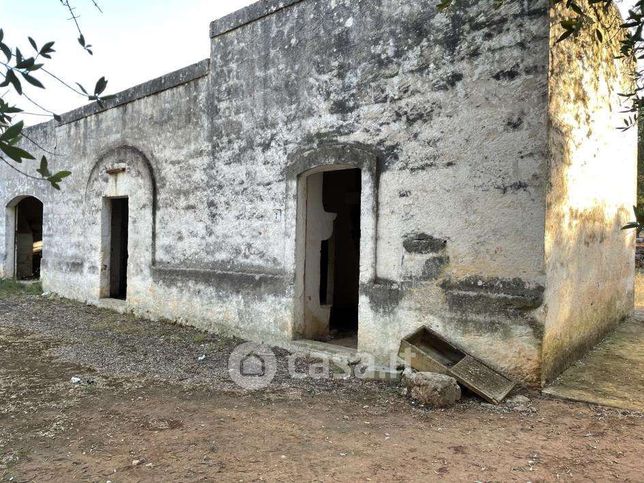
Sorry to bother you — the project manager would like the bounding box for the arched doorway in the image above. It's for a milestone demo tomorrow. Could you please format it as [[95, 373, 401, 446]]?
[[86, 146, 156, 302], [10, 196, 43, 280], [298, 166, 362, 347], [287, 144, 379, 351]]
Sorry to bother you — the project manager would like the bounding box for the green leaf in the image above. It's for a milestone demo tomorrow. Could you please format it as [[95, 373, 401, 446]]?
[[0, 42, 11, 61], [94, 76, 108, 96], [621, 222, 640, 230], [0, 142, 35, 163], [3, 70, 22, 95], [0, 120, 24, 142], [3, 105, 22, 115], [557, 29, 575, 43], [28, 36, 37, 52], [39, 41, 55, 59], [15, 56, 35, 70], [20, 71, 44, 89], [595, 29, 603, 42], [568, 2, 583, 15]]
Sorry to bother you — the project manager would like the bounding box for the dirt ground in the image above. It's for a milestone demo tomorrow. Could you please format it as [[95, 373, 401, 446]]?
[[1, 287, 643, 482]]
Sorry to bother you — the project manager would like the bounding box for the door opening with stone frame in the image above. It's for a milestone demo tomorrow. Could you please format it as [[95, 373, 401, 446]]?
[[9, 196, 43, 280], [101, 197, 129, 300], [297, 167, 362, 348]]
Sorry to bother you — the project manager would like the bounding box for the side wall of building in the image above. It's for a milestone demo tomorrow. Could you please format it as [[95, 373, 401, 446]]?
[[543, 2, 637, 383], [0, 0, 551, 383]]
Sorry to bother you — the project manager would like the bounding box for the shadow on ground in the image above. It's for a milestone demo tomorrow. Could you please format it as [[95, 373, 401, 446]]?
[[544, 313, 644, 412], [0, 291, 642, 481]]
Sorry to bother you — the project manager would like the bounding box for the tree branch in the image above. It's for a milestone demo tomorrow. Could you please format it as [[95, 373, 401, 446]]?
[[59, 0, 84, 39], [21, 132, 60, 156], [88, 0, 103, 13], [0, 155, 45, 181], [40, 67, 86, 96]]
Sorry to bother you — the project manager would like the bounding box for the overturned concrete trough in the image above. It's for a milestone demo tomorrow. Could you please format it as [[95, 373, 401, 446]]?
[[400, 327, 515, 404]]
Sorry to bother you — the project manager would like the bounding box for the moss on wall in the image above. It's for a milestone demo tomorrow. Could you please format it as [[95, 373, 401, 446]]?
[[543, 0, 637, 384], [638, 113, 644, 207]]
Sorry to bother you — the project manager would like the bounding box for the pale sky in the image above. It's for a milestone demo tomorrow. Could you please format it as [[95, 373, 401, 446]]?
[[2, 0, 255, 124], [2, 0, 636, 125]]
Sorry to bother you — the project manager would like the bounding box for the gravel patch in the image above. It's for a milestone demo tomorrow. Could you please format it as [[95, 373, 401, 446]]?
[[0, 293, 393, 396]]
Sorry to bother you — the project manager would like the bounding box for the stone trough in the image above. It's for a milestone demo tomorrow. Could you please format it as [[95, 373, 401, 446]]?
[[399, 327, 515, 404]]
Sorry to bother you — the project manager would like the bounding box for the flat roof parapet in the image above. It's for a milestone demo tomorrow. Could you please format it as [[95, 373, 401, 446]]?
[[210, 0, 305, 38], [58, 59, 210, 126]]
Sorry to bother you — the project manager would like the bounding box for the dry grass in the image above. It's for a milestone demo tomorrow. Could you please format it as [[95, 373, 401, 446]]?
[[0, 279, 42, 297]]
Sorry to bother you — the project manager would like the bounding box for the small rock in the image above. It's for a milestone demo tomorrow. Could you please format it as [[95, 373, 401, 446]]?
[[512, 404, 530, 413], [405, 372, 461, 408], [197, 355, 206, 362], [507, 395, 530, 406], [70, 376, 82, 384], [356, 365, 402, 382], [132, 459, 144, 466]]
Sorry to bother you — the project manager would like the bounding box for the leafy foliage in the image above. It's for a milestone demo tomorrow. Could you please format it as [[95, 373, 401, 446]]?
[[622, 206, 644, 235], [0, 1, 111, 189]]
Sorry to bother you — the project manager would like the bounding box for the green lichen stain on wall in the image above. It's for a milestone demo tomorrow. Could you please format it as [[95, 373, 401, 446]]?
[[543, 0, 637, 384]]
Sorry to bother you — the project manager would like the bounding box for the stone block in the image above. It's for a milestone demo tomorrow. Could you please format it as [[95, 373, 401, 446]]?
[[404, 371, 461, 408]]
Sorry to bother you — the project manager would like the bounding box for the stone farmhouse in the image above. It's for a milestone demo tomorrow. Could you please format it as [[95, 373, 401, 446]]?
[[0, 0, 636, 385]]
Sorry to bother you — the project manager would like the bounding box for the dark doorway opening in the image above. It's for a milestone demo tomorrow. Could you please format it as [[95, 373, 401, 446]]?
[[14, 196, 43, 280], [320, 169, 361, 345], [109, 198, 129, 300]]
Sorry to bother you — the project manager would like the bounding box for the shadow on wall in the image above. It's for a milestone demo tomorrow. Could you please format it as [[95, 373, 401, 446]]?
[[544, 0, 637, 384]]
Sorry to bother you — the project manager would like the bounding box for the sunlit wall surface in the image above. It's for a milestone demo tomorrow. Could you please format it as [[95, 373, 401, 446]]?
[[543, 0, 638, 383]]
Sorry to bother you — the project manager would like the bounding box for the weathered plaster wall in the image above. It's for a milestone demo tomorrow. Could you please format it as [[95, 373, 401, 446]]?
[[0, 62, 211, 308], [207, 0, 550, 382], [543, 1, 637, 383], [0, 123, 56, 280], [0, 0, 553, 383]]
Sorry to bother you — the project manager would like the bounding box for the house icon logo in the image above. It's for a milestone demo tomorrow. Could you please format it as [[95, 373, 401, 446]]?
[[240, 351, 266, 377], [228, 342, 277, 390]]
